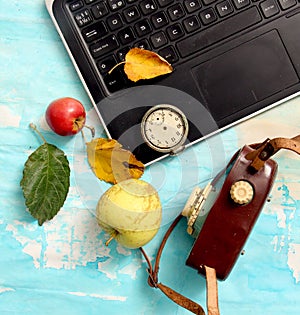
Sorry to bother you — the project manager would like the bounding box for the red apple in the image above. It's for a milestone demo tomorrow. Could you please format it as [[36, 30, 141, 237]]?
[[45, 97, 86, 136]]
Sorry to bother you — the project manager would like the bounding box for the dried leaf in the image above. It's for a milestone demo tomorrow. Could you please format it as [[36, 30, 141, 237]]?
[[123, 48, 173, 82], [86, 138, 144, 184], [20, 143, 70, 225]]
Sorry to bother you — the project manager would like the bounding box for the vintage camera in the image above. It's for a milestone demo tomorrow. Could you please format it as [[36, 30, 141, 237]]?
[[141, 137, 299, 314], [182, 145, 278, 280]]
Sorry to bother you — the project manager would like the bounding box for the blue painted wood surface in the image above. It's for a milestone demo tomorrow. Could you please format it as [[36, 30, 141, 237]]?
[[1, 1, 300, 314]]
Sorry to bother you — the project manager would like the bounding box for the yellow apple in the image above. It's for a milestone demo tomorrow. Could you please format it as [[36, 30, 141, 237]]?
[[96, 179, 162, 249]]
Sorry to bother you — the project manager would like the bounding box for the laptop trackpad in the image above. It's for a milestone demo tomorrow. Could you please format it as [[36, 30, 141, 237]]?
[[192, 30, 299, 122]]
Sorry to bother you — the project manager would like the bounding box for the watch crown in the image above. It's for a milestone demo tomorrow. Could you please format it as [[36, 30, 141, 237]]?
[[170, 145, 186, 155]]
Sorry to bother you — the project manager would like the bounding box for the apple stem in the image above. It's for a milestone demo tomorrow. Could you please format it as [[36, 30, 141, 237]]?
[[29, 123, 47, 144], [84, 124, 95, 138], [105, 231, 119, 246], [105, 236, 114, 246], [81, 125, 95, 144]]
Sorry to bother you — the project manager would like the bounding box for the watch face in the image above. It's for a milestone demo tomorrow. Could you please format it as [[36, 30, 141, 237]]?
[[141, 104, 189, 153]]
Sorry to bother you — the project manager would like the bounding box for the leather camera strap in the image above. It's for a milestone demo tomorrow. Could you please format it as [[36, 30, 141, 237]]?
[[246, 135, 300, 171], [140, 214, 220, 315]]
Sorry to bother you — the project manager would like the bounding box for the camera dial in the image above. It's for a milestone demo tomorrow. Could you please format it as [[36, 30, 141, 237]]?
[[230, 180, 254, 205]]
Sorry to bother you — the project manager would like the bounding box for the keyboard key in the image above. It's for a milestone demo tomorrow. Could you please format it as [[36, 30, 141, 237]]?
[[168, 4, 185, 21], [177, 7, 262, 58], [140, 0, 158, 15], [232, 0, 250, 9], [135, 19, 152, 36], [123, 6, 141, 23], [118, 27, 136, 45], [117, 46, 131, 61], [108, 0, 126, 11], [151, 12, 169, 29], [104, 69, 126, 92], [70, 1, 84, 12], [199, 8, 217, 25], [278, 0, 297, 9], [158, 46, 178, 63], [97, 56, 117, 75], [91, 2, 109, 19], [184, 0, 202, 13], [150, 31, 168, 48], [82, 21, 107, 42], [216, 0, 234, 17], [134, 39, 151, 50], [157, 0, 174, 7], [107, 13, 124, 31], [183, 16, 201, 33], [202, 0, 216, 5], [260, 0, 279, 17], [74, 9, 93, 27], [167, 24, 184, 41], [90, 35, 119, 57]]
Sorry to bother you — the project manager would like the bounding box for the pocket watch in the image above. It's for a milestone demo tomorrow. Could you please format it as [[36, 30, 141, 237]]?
[[141, 104, 189, 154]]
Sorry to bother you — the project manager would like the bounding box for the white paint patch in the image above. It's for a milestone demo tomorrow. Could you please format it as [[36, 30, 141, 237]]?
[[116, 245, 131, 256], [68, 291, 127, 301], [0, 105, 21, 127], [23, 241, 42, 268], [5, 210, 110, 271], [118, 258, 141, 280], [276, 208, 287, 229], [268, 182, 300, 283], [7, 218, 147, 281], [287, 243, 300, 283], [0, 287, 15, 294], [98, 259, 118, 280]]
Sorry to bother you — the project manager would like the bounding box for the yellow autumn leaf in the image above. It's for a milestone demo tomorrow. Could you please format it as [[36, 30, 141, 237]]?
[[86, 138, 144, 184], [109, 48, 173, 82], [124, 48, 173, 82]]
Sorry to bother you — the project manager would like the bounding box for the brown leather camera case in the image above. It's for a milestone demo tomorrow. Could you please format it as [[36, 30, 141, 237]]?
[[186, 145, 278, 280]]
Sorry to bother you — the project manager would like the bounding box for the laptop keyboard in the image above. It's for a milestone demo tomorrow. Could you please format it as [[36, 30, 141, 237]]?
[[67, 0, 298, 93]]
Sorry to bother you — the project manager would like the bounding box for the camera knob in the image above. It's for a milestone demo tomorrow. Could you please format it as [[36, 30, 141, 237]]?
[[230, 180, 254, 205]]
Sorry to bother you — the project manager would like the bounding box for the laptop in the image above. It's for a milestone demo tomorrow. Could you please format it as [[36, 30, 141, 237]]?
[[45, 0, 300, 165]]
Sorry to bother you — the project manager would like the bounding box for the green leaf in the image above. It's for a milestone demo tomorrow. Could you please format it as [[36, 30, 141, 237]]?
[[20, 143, 70, 225]]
